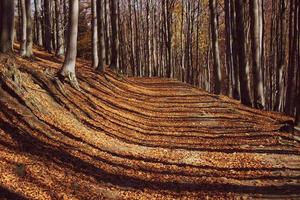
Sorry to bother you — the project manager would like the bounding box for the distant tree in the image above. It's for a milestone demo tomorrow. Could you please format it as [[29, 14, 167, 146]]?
[[59, 0, 80, 89]]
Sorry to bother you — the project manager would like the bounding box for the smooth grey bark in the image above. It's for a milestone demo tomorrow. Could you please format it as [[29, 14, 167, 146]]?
[[25, 0, 33, 57], [110, 0, 119, 70], [20, 0, 27, 57], [0, 0, 15, 53], [209, 0, 222, 95], [250, 0, 265, 109], [96, 0, 106, 72], [55, 0, 64, 56], [59, 0, 79, 89], [34, 0, 43, 46], [44, 0, 53, 52], [235, 0, 252, 106], [91, 0, 99, 68]]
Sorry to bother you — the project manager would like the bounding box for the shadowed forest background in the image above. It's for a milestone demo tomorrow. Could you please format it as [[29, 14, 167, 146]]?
[[0, 0, 300, 199]]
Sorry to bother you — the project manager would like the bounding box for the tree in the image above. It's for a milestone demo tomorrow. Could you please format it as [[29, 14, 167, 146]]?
[[44, 0, 53, 52], [25, 0, 33, 57], [34, 0, 43, 46], [110, 0, 119, 70], [91, 0, 99, 68], [235, 0, 252, 106], [96, 0, 106, 72], [20, 0, 27, 57], [55, 0, 64, 56], [250, 0, 265, 109], [0, 0, 15, 53], [59, 0, 80, 89], [209, 0, 222, 95]]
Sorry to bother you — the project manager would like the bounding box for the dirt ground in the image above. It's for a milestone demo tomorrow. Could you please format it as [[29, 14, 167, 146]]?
[[0, 46, 299, 199]]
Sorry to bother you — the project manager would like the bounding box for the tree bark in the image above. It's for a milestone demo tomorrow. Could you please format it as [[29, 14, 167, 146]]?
[[59, 0, 79, 89], [110, 0, 119, 70], [25, 0, 33, 58], [34, 0, 43, 46], [235, 0, 252, 106], [55, 0, 64, 56], [44, 0, 53, 52], [20, 0, 27, 57], [0, 0, 15, 53], [209, 0, 222, 95], [250, 0, 265, 109], [92, 0, 99, 68], [96, 0, 106, 72]]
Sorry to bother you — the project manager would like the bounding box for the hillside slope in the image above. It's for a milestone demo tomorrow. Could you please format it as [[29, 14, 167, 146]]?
[[0, 48, 300, 199]]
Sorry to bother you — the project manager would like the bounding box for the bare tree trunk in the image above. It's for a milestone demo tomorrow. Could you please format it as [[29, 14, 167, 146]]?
[[285, 0, 297, 115], [97, 0, 106, 72], [55, 0, 64, 56], [250, 0, 265, 109], [34, 0, 43, 46], [0, 0, 15, 53], [209, 0, 222, 95], [91, 0, 99, 68], [59, 0, 79, 89], [44, 0, 53, 52], [110, 0, 119, 70], [235, 0, 252, 106], [25, 0, 33, 58], [20, 0, 27, 57], [128, 0, 135, 76]]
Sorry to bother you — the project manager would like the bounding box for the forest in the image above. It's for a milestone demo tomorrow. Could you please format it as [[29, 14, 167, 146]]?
[[0, 0, 300, 199]]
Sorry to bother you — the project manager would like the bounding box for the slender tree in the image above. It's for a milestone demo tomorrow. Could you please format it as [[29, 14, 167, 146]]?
[[97, 0, 106, 72], [0, 0, 15, 53], [55, 0, 64, 56], [20, 0, 27, 57], [110, 0, 119, 70], [59, 0, 80, 89], [250, 0, 265, 109], [209, 0, 222, 94], [34, 0, 43, 46], [92, 0, 99, 68], [235, 0, 252, 106], [25, 0, 33, 57], [44, 0, 53, 52]]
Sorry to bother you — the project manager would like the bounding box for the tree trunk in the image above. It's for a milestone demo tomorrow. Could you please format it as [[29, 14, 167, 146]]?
[[55, 0, 64, 56], [235, 0, 252, 106], [0, 0, 15, 53], [91, 0, 99, 68], [250, 0, 265, 109], [34, 0, 43, 46], [110, 0, 119, 70], [44, 0, 53, 52], [59, 0, 79, 89], [20, 0, 27, 57], [97, 0, 106, 72], [209, 0, 222, 95], [25, 0, 33, 58]]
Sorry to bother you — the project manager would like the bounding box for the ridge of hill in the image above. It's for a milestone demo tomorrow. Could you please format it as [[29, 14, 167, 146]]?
[[0, 47, 300, 199]]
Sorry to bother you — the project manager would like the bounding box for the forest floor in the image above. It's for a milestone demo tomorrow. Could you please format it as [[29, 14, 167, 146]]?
[[0, 45, 300, 199]]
